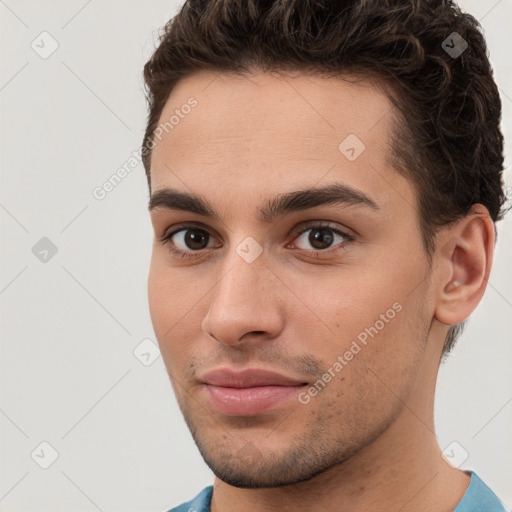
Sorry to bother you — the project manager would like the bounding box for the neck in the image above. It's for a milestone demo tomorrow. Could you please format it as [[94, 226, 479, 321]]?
[[210, 336, 470, 512]]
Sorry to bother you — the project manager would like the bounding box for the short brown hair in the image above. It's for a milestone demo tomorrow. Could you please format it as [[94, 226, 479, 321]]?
[[141, 0, 507, 354]]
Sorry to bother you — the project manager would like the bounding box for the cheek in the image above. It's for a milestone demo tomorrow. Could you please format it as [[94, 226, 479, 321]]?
[[148, 251, 203, 327], [148, 257, 170, 334], [148, 257, 195, 361], [287, 261, 425, 378], [296, 298, 425, 427], [287, 268, 401, 342]]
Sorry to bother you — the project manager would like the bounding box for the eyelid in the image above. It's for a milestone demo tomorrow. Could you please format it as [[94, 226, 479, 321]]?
[[286, 221, 354, 257], [158, 221, 219, 243], [160, 220, 354, 242], [159, 222, 221, 258], [289, 220, 354, 242], [159, 220, 354, 258]]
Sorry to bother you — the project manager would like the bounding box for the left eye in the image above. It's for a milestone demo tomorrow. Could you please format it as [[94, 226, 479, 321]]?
[[292, 225, 351, 251]]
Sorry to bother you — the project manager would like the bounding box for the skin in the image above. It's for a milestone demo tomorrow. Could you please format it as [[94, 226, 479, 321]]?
[[147, 70, 495, 512]]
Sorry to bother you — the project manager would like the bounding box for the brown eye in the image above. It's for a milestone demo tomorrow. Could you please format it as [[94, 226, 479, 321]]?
[[293, 224, 350, 251], [308, 227, 335, 249], [169, 228, 212, 251]]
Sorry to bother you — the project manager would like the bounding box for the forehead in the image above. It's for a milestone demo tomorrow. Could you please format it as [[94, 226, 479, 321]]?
[[149, 70, 410, 216]]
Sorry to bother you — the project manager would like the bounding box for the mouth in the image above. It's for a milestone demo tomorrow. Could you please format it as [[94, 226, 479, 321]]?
[[199, 368, 308, 416]]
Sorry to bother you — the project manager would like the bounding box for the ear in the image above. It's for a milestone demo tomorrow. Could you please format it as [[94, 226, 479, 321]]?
[[434, 204, 495, 326]]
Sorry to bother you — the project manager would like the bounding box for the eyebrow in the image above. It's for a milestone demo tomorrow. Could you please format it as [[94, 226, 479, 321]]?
[[148, 182, 380, 222]]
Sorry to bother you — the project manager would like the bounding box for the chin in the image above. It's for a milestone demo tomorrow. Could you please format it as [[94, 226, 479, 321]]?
[[204, 457, 331, 489], [192, 431, 360, 489]]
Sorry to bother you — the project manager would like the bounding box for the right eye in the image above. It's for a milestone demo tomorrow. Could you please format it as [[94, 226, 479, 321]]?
[[160, 225, 220, 258]]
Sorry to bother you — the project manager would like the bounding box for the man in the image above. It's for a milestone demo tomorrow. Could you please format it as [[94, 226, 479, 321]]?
[[142, 0, 509, 510]]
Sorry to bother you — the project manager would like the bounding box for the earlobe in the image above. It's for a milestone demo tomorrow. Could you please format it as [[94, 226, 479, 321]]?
[[434, 204, 495, 326]]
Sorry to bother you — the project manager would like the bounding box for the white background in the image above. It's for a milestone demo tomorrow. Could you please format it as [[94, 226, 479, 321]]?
[[0, 1, 511, 510]]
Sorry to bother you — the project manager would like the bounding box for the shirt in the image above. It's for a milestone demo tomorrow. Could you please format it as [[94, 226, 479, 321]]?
[[166, 471, 509, 512]]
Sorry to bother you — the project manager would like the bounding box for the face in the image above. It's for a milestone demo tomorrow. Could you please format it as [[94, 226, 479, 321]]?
[[148, 70, 436, 488]]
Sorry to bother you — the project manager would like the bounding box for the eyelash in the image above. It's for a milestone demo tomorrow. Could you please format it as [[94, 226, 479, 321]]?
[[158, 222, 354, 260]]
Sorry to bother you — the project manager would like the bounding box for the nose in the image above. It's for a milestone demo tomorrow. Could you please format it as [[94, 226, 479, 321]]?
[[202, 246, 285, 347]]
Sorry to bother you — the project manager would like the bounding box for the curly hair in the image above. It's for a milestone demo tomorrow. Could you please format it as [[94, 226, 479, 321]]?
[[141, 0, 507, 355]]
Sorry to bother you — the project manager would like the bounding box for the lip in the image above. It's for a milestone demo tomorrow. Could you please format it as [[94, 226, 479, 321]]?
[[200, 368, 307, 388], [199, 368, 308, 416]]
